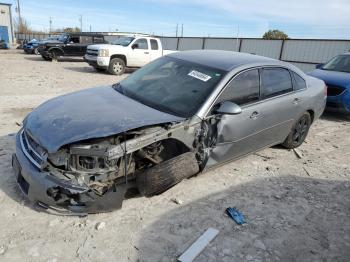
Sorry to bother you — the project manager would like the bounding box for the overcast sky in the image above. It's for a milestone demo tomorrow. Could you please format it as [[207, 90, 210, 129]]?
[[7, 0, 350, 38]]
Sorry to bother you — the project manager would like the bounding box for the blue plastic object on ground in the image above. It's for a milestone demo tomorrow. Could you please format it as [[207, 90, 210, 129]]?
[[226, 207, 246, 225]]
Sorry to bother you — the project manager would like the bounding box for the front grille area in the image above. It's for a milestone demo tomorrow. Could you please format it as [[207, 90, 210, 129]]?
[[20, 130, 47, 168], [86, 49, 98, 56], [327, 85, 346, 97]]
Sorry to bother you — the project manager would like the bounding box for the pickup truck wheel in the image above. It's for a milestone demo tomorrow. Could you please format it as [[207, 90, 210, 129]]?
[[282, 112, 311, 149], [108, 58, 126, 75]]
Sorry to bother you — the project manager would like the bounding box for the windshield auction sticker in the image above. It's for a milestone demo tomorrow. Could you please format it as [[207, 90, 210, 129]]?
[[188, 70, 212, 82]]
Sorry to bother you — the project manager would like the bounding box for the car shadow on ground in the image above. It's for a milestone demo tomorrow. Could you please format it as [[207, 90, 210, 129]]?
[[64, 66, 137, 75], [321, 110, 350, 122], [135, 175, 350, 262], [24, 56, 45, 62]]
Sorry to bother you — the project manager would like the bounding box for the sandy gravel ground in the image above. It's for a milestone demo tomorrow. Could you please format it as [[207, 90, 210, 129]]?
[[0, 50, 349, 262]]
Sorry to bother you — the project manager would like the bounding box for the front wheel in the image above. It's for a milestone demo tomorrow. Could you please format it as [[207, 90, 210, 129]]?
[[108, 58, 126, 75], [282, 112, 311, 149]]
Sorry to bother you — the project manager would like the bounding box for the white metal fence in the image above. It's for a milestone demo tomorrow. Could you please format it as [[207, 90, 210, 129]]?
[[15, 33, 350, 72]]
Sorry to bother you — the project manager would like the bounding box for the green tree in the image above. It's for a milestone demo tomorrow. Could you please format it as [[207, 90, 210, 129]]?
[[263, 30, 289, 40]]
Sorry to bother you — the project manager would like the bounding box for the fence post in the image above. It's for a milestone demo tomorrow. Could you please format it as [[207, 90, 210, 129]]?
[[202, 38, 206, 49], [176, 37, 180, 50], [279, 39, 285, 60], [238, 38, 243, 52]]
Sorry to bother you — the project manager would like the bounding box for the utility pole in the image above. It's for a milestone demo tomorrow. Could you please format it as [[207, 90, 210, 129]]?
[[175, 23, 178, 37], [49, 17, 52, 33], [79, 15, 83, 32], [16, 0, 22, 32], [181, 24, 183, 37], [89, 25, 92, 32]]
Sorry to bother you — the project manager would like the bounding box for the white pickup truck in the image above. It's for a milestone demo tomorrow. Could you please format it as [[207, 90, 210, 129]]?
[[84, 35, 175, 75]]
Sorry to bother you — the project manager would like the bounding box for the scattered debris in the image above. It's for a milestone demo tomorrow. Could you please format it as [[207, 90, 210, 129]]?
[[95, 222, 106, 230], [293, 148, 303, 159], [171, 198, 183, 205], [178, 228, 219, 262], [226, 207, 246, 225], [0, 245, 5, 255], [254, 153, 272, 161], [303, 167, 312, 177], [332, 145, 339, 149], [15, 121, 22, 127]]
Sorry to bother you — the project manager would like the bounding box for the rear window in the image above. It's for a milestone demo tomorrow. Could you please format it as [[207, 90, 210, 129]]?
[[291, 71, 307, 90], [261, 68, 293, 98], [150, 39, 159, 50]]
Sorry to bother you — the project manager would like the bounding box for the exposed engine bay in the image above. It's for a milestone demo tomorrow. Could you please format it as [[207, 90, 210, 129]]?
[[25, 117, 220, 214]]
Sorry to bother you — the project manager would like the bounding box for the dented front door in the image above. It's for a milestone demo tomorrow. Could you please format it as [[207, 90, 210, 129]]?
[[206, 102, 269, 166]]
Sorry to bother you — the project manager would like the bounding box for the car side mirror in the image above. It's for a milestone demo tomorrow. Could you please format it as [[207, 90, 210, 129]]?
[[214, 101, 242, 115], [315, 63, 323, 69], [132, 43, 138, 49]]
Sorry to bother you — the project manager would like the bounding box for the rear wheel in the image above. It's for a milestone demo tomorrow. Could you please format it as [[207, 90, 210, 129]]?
[[282, 112, 311, 149], [108, 58, 126, 75]]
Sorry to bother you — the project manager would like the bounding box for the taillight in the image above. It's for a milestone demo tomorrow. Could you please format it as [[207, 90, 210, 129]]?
[[324, 85, 328, 97]]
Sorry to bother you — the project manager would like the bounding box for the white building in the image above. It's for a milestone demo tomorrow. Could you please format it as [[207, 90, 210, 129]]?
[[0, 2, 14, 45]]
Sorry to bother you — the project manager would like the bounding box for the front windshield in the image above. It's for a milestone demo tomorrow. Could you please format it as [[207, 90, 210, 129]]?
[[322, 55, 350, 73], [58, 34, 68, 42], [115, 56, 226, 117], [112, 37, 135, 47]]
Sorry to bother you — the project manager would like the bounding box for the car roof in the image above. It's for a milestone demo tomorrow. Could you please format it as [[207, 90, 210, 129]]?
[[167, 50, 278, 71]]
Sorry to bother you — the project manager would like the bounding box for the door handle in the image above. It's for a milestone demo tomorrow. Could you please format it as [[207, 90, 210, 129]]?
[[144, 52, 149, 54], [250, 111, 260, 119]]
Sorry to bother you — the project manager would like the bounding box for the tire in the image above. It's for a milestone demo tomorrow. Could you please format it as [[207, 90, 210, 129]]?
[[34, 48, 40, 55], [136, 152, 199, 196], [282, 112, 311, 149], [108, 58, 126, 75], [50, 50, 60, 61]]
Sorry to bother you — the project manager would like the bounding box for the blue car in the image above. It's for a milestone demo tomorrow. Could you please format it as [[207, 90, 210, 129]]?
[[23, 39, 40, 54], [308, 53, 350, 114]]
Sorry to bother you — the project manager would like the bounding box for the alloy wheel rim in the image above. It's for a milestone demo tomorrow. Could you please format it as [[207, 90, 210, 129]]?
[[113, 62, 123, 73], [292, 116, 308, 144]]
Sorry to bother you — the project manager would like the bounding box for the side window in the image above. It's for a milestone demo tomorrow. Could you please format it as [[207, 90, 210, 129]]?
[[261, 68, 293, 99], [291, 71, 307, 90], [80, 36, 92, 44], [219, 69, 260, 105], [69, 36, 80, 44], [133, 38, 148, 49], [93, 36, 104, 43], [150, 39, 159, 50]]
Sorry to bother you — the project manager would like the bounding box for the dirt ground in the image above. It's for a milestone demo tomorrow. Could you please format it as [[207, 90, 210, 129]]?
[[0, 50, 349, 262]]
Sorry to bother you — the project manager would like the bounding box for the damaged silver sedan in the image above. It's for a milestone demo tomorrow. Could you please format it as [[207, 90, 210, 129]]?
[[12, 50, 326, 214]]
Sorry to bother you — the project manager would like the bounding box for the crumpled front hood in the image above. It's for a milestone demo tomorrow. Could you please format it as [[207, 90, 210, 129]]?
[[24, 86, 184, 153], [308, 69, 350, 88]]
